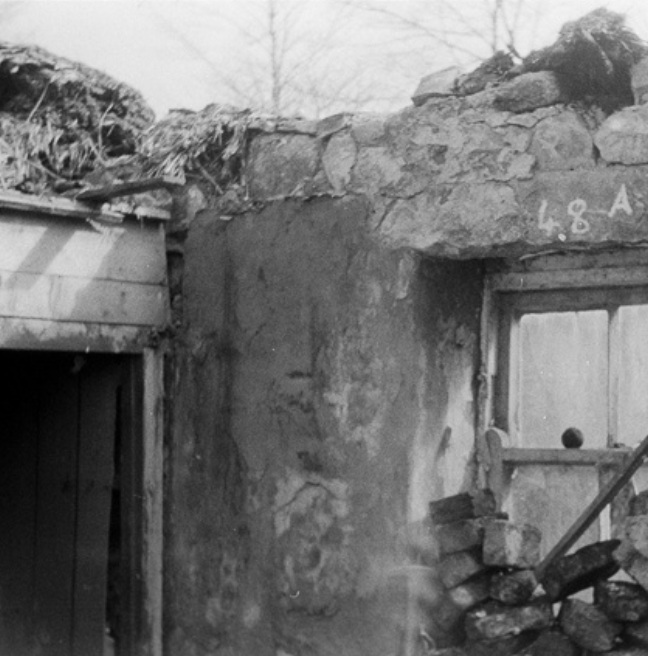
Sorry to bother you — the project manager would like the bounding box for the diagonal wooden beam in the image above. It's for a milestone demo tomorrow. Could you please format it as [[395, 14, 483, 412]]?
[[76, 176, 184, 202], [535, 433, 648, 581]]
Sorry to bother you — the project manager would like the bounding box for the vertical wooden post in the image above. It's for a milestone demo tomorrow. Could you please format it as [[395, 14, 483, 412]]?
[[142, 348, 164, 656], [484, 428, 505, 511]]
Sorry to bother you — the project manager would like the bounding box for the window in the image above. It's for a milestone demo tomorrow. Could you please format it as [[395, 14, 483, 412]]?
[[483, 252, 648, 451], [481, 251, 648, 553]]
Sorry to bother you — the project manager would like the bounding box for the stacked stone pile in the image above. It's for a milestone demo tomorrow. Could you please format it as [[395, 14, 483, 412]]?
[[410, 489, 648, 655]]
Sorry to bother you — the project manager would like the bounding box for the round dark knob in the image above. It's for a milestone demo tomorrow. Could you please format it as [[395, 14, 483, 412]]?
[[561, 427, 584, 449]]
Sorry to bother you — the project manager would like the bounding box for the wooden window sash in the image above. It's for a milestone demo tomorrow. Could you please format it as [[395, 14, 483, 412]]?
[[488, 266, 648, 292], [500, 446, 636, 466], [608, 307, 620, 448], [481, 261, 648, 452]]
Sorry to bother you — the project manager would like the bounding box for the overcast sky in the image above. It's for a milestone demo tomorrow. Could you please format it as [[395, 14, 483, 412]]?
[[3, 0, 648, 120]]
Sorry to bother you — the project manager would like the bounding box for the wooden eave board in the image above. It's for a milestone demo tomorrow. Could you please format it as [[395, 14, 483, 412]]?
[[75, 176, 183, 202], [0, 212, 166, 284], [0, 208, 169, 351], [0, 190, 170, 222]]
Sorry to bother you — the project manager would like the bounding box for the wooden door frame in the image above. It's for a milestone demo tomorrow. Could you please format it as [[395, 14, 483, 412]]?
[[117, 347, 165, 656], [0, 344, 165, 656], [141, 347, 164, 656]]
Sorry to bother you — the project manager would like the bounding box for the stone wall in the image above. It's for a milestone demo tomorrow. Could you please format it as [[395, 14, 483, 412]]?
[[244, 78, 648, 259], [165, 69, 648, 654]]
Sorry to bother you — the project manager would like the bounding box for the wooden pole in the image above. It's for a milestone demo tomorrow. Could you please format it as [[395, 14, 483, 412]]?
[[535, 434, 648, 581]]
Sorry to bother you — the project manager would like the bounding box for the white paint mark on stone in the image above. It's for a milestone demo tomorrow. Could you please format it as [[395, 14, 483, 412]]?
[[568, 198, 590, 234], [537, 199, 560, 236], [608, 183, 633, 218]]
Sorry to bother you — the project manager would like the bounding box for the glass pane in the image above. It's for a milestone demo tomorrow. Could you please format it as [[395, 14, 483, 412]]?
[[504, 464, 601, 558], [518, 311, 608, 448], [618, 304, 648, 447]]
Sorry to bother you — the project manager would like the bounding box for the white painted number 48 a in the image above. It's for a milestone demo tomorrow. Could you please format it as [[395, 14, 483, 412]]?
[[537, 184, 634, 237]]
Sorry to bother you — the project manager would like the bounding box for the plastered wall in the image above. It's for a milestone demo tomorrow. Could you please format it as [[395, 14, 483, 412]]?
[[166, 196, 482, 655]]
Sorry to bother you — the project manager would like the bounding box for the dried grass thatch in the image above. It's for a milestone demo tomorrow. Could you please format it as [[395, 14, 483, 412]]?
[[0, 42, 154, 193], [137, 104, 259, 194]]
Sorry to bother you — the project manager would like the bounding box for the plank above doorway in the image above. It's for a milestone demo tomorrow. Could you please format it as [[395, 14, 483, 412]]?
[[0, 191, 170, 353]]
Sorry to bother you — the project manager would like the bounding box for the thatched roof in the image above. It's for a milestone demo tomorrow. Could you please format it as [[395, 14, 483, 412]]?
[[0, 42, 154, 194], [137, 104, 254, 193]]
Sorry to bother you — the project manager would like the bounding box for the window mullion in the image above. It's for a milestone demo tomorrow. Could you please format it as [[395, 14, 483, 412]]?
[[507, 310, 521, 446], [608, 307, 620, 448]]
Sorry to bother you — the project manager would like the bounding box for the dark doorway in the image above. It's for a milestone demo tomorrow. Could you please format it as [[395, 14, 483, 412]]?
[[0, 351, 142, 656]]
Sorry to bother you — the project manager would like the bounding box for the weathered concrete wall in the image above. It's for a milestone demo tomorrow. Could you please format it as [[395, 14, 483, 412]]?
[[166, 196, 482, 654]]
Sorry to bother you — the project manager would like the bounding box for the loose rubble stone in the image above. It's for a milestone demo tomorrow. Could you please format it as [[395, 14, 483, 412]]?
[[465, 600, 553, 641], [440, 550, 487, 589], [430, 490, 497, 526], [431, 590, 469, 632], [412, 66, 461, 106], [595, 105, 648, 165], [625, 618, 648, 648], [489, 569, 537, 605], [594, 580, 648, 622], [437, 518, 487, 555], [632, 56, 648, 105], [463, 632, 539, 656], [530, 111, 595, 170], [625, 516, 648, 559], [542, 539, 621, 601], [515, 629, 579, 656], [614, 541, 648, 592], [558, 599, 622, 652], [482, 520, 541, 569], [493, 71, 566, 113], [449, 574, 492, 611]]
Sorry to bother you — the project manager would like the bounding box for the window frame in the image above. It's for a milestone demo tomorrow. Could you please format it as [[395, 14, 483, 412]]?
[[480, 250, 648, 466]]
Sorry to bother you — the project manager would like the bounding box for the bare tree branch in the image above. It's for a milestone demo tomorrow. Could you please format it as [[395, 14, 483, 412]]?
[[343, 0, 549, 65]]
